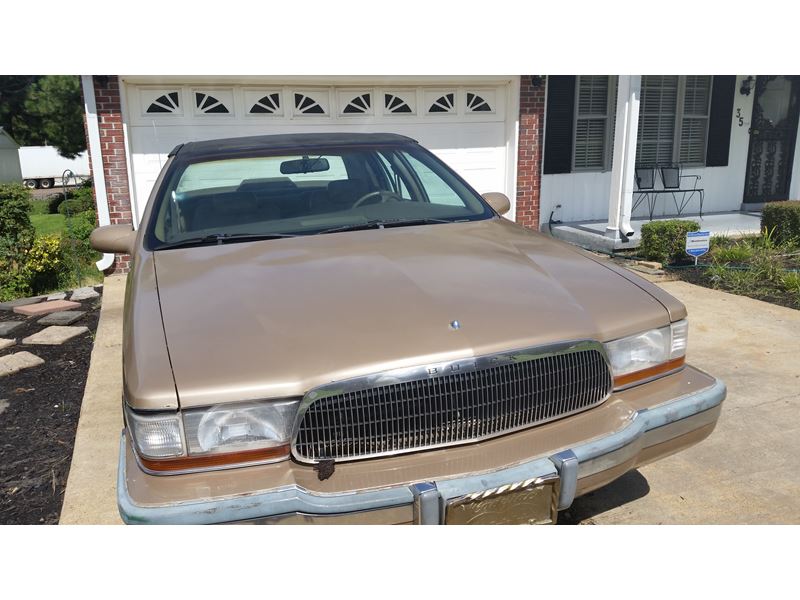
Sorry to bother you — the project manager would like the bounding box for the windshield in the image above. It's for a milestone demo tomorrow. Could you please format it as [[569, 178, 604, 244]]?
[[146, 144, 494, 248]]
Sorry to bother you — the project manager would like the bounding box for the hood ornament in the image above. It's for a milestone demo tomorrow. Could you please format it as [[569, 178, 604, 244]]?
[[449, 320, 461, 330]]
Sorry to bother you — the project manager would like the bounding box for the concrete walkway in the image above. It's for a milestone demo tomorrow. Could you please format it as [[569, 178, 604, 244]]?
[[566, 280, 800, 524], [59, 274, 800, 524], [59, 275, 126, 525]]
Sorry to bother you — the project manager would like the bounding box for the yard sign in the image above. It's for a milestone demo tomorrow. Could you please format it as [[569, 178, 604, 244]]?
[[685, 230, 711, 265]]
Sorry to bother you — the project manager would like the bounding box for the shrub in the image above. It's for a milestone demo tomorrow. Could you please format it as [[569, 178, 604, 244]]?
[[0, 184, 35, 300], [69, 184, 94, 203], [22, 235, 65, 295], [29, 198, 50, 215], [58, 197, 93, 216], [639, 219, 701, 264], [761, 201, 800, 246], [68, 209, 97, 242], [47, 194, 66, 214], [63, 209, 99, 263]]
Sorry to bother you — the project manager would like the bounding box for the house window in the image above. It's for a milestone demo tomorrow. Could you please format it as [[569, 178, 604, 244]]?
[[294, 92, 326, 115], [194, 92, 229, 114], [636, 75, 712, 166], [573, 76, 617, 170], [679, 76, 712, 164], [146, 92, 180, 114], [384, 93, 413, 114], [342, 93, 372, 114], [428, 93, 455, 114], [249, 93, 281, 114], [466, 92, 492, 113]]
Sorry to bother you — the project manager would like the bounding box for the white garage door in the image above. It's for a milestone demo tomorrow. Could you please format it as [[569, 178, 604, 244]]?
[[123, 81, 516, 224]]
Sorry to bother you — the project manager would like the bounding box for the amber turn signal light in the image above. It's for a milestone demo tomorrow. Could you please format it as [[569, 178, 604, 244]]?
[[138, 445, 290, 473], [613, 356, 685, 389]]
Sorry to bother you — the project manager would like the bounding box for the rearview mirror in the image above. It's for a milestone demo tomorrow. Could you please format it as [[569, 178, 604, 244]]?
[[90, 224, 136, 254], [280, 157, 330, 175], [482, 192, 511, 216]]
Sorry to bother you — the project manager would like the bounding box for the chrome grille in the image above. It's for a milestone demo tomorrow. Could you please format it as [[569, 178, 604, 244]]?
[[293, 343, 612, 463]]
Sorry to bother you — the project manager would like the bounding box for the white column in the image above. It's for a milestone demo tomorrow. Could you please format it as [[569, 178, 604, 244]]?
[[81, 75, 115, 271], [605, 75, 641, 240]]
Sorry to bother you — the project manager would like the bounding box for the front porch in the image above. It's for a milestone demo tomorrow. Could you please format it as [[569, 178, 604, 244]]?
[[546, 210, 762, 252]]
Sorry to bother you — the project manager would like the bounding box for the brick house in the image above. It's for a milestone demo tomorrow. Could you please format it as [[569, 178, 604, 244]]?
[[81, 75, 799, 270]]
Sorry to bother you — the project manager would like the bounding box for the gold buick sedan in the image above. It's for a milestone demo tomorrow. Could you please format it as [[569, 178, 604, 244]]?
[[90, 133, 725, 525]]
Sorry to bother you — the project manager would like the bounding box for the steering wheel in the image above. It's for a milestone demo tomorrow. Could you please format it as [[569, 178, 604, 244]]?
[[352, 189, 404, 208]]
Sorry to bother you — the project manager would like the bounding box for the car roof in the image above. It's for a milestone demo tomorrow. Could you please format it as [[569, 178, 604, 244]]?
[[172, 132, 419, 159]]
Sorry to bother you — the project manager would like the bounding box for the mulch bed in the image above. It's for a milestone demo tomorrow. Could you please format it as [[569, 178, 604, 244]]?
[[0, 293, 101, 524], [669, 266, 800, 311]]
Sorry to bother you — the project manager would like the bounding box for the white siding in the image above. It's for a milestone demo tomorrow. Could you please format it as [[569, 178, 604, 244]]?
[[541, 76, 759, 225]]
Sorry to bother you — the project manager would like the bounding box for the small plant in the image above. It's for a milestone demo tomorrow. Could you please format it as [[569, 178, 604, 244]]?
[[22, 235, 65, 294], [782, 271, 800, 295], [640, 219, 701, 265], [761, 201, 800, 246], [710, 234, 732, 249], [711, 243, 753, 264]]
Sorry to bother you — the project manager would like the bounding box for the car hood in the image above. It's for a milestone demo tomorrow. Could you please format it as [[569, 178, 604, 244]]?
[[152, 218, 672, 408]]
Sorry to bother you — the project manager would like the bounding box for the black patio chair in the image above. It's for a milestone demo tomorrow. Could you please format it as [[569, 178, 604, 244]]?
[[635, 166, 656, 190], [659, 164, 700, 191], [633, 165, 658, 219], [660, 165, 704, 218]]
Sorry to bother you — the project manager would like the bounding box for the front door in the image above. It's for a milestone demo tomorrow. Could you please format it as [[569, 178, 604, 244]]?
[[743, 76, 800, 203]]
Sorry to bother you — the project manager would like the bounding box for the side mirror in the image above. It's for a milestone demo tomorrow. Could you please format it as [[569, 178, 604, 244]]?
[[482, 192, 511, 216], [90, 224, 136, 254]]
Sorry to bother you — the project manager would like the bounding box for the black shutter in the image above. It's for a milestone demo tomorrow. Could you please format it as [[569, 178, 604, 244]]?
[[706, 75, 736, 167], [543, 75, 576, 174]]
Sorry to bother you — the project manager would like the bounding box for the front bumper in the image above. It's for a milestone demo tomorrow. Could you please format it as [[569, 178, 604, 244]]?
[[118, 372, 726, 524]]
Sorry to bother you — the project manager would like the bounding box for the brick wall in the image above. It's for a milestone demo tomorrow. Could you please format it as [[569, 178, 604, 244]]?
[[86, 76, 133, 273], [516, 76, 546, 229]]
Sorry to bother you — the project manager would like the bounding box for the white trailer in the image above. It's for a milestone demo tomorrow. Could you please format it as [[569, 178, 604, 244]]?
[[18, 145, 90, 189]]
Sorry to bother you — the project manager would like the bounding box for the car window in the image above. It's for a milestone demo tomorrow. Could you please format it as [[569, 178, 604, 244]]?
[[176, 155, 348, 192], [401, 152, 465, 206], [376, 152, 412, 200], [149, 144, 492, 247]]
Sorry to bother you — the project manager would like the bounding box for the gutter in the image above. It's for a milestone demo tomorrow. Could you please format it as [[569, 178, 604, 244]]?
[[81, 75, 115, 272]]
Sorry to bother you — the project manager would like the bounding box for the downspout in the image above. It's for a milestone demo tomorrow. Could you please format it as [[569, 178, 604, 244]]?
[[81, 75, 115, 272], [605, 75, 641, 241], [618, 76, 641, 238]]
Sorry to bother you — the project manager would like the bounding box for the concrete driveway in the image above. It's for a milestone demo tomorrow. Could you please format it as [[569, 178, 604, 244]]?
[[564, 280, 800, 524], [60, 276, 800, 524]]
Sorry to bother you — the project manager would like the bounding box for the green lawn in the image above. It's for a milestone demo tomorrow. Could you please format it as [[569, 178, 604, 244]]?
[[31, 213, 66, 237]]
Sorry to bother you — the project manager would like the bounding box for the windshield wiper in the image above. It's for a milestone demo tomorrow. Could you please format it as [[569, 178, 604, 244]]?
[[381, 217, 460, 227], [316, 218, 458, 236], [315, 221, 387, 235], [157, 232, 296, 250]]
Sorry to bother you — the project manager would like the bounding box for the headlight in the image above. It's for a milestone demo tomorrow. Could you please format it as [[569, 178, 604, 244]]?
[[604, 319, 687, 388], [125, 399, 300, 474]]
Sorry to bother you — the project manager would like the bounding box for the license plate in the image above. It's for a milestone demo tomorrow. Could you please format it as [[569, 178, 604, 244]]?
[[444, 474, 560, 525]]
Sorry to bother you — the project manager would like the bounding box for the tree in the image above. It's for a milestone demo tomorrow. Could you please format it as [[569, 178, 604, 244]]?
[[0, 75, 86, 158], [0, 75, 39, 140]]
